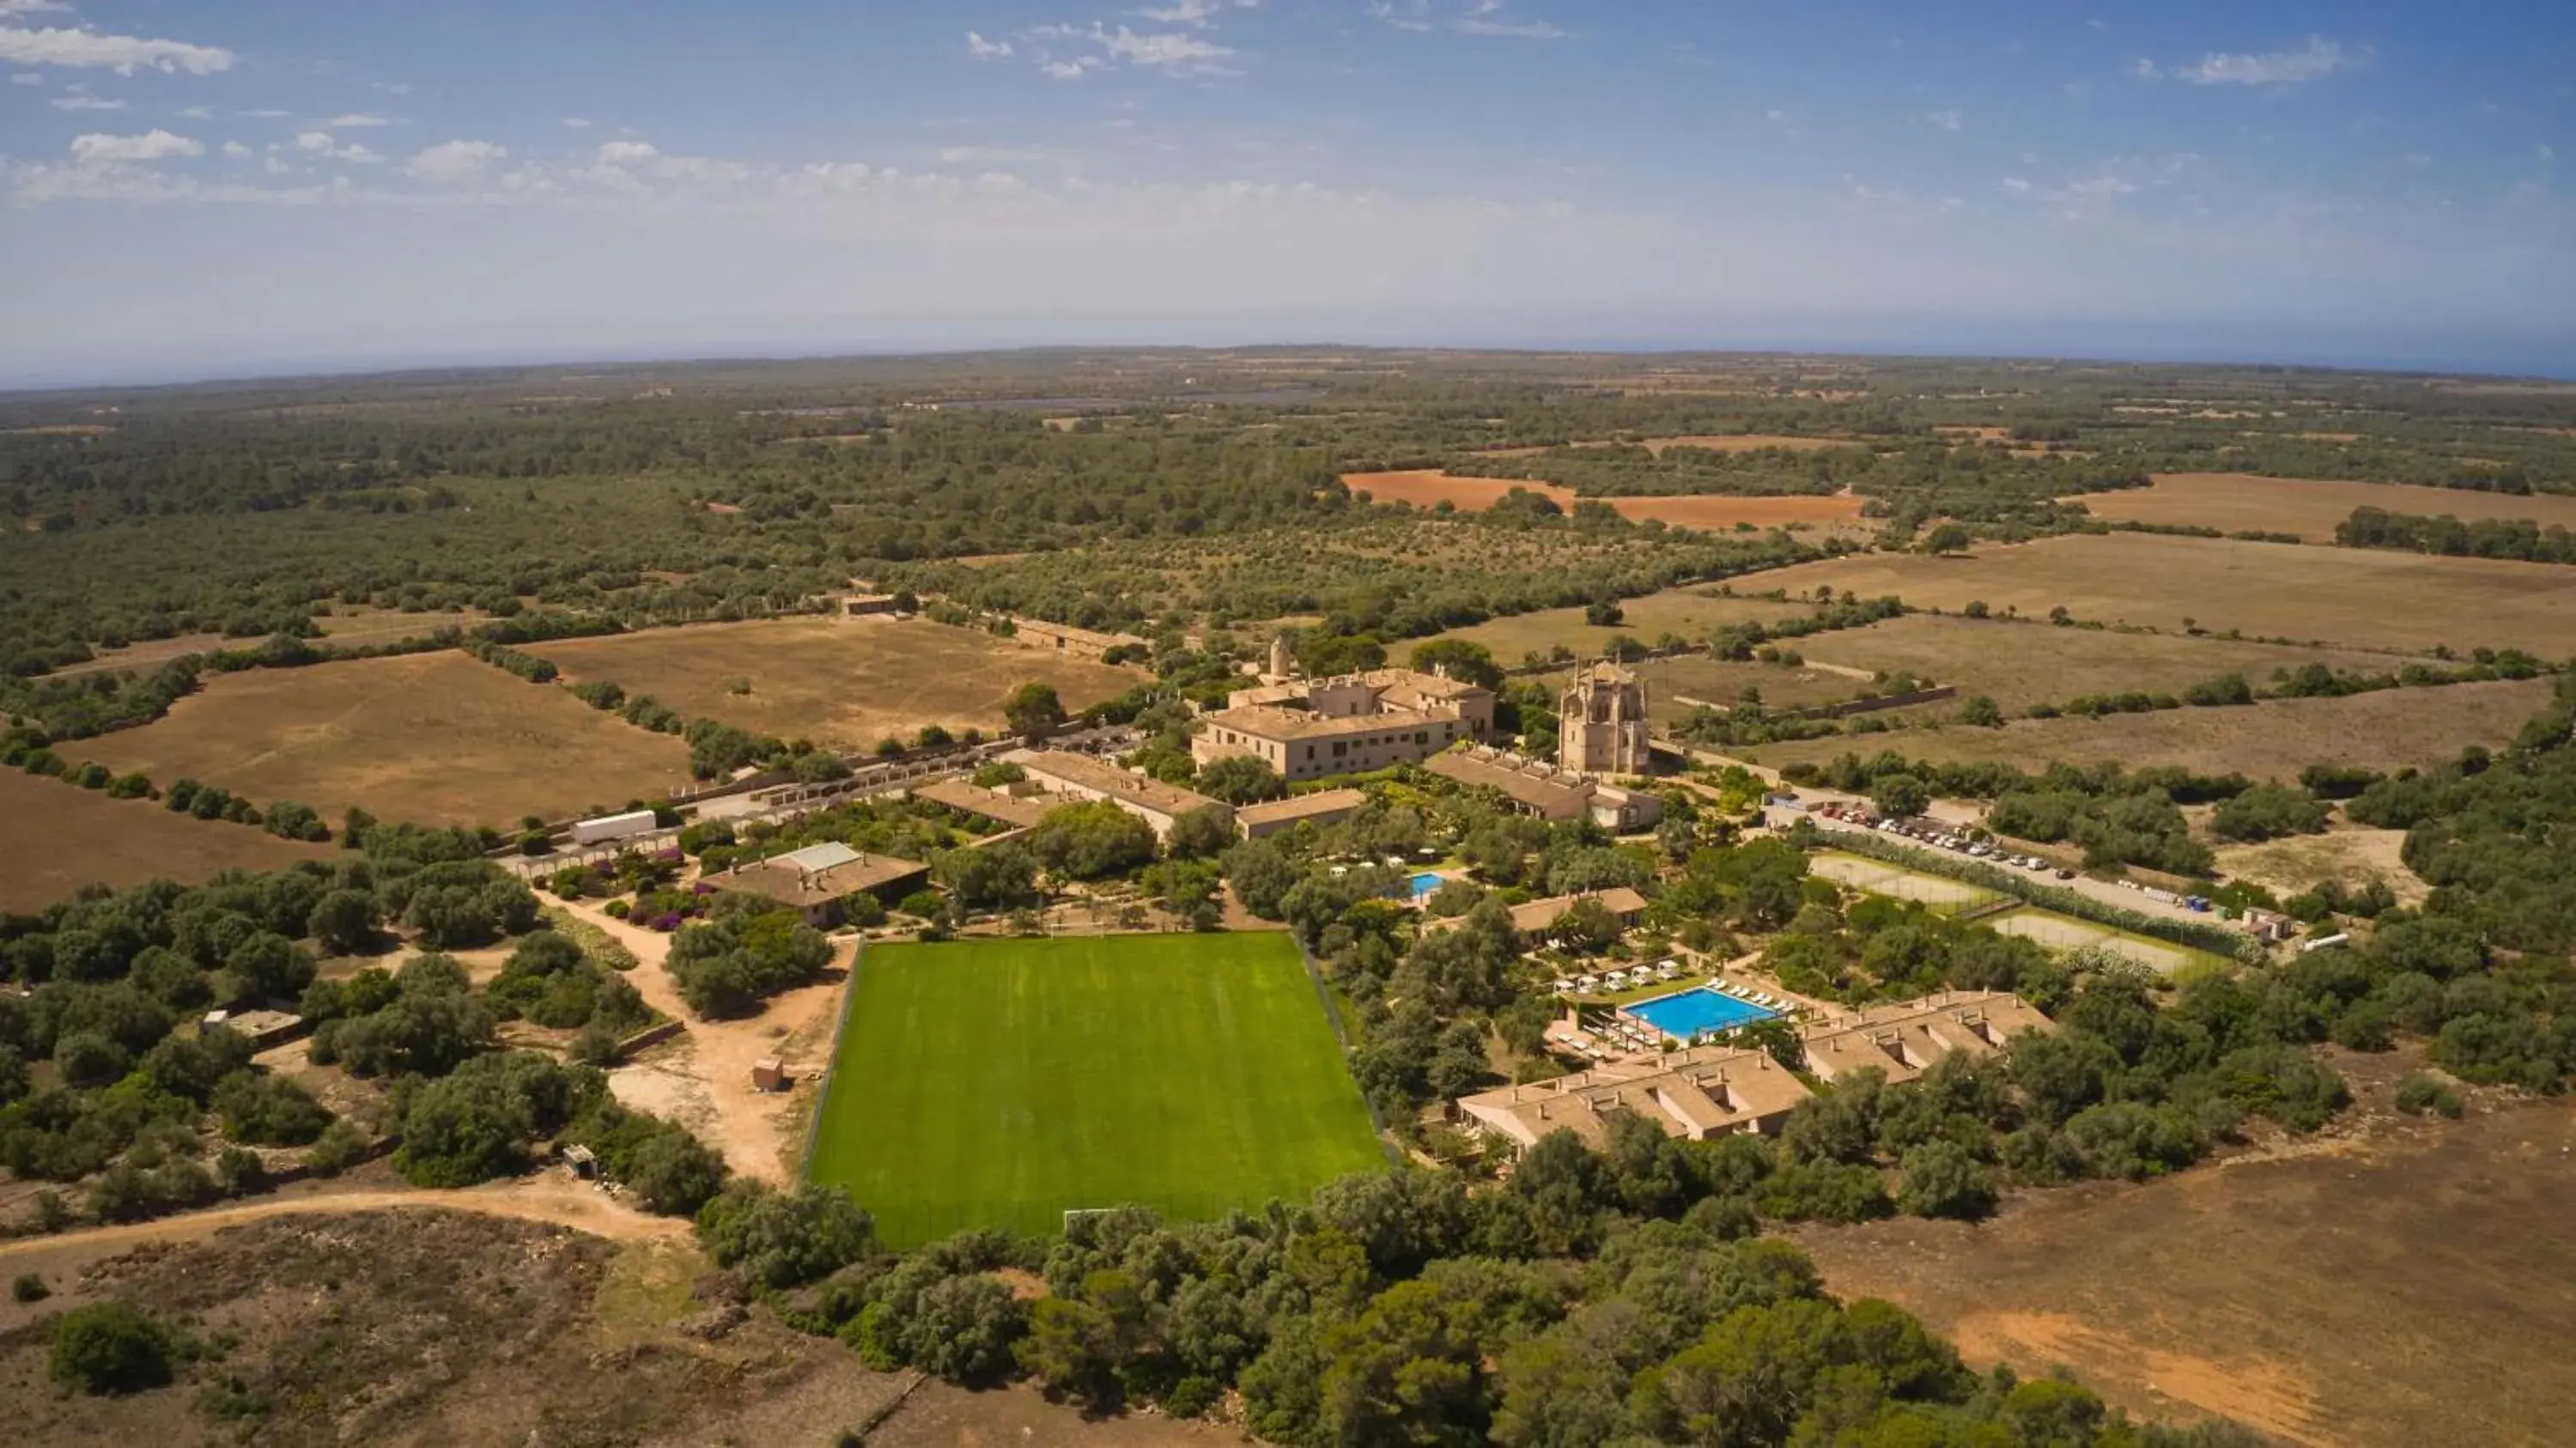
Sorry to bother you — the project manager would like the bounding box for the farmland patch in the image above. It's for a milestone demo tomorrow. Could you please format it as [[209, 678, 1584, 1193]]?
[[1747, 678, 2551, 782], [2074, 472, 2576, 541], [80, 650, 690, 827], [0, 769, 335, 911], [1732, 533, 2576, 655], [531, 615, 1145, 751]]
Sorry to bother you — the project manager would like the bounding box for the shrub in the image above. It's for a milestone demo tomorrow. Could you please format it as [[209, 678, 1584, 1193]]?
[[12, 1271, 47, 1303], [695, 1180, 875, 1288], [302, 1118, 372, 1178], [49, 1299, 175, 1395], [2393, 1072, 2464, 1119]]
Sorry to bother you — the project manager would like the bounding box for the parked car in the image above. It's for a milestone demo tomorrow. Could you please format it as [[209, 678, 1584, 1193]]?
[[2054, 867, 2076, 879]]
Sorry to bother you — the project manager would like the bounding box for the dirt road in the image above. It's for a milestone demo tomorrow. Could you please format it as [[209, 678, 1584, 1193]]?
[[0, 1172, 689, 1266], [560, 897, 850, 1183]]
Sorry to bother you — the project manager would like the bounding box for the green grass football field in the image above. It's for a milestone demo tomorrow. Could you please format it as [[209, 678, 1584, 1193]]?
[[805, 932, 1387, 1246]]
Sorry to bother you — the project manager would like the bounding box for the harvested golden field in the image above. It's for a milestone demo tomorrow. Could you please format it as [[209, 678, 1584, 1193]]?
[[1416, 586, 1800, 664], [1541, 654, 1861, 725], [2214, 827, 2430, 906], [2075, 472, 2576, 541], [1795, 1087, 2576, 1448], [1747, 678, 2549, 782], [1733, 533, 2576, 655], [314, 604, 488, 647], [1641, 434, 1855, 453], [82, 651, 690, 827], [1799, 614, 2424, 713], [1340, 470, 1869, 533], [0, 770, 335, 910], [532, 616, 1145, 751], [53, 607, 474, 678]]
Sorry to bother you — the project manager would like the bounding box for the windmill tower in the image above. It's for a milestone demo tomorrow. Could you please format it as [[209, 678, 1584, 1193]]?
[[1264, 634, 1297, 685], [1558, 660, 1651, 776]]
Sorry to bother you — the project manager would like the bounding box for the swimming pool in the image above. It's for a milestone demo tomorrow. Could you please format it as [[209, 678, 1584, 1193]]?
[[1624, 987, 1780, 1042], [1407, 872, 1444, 899]]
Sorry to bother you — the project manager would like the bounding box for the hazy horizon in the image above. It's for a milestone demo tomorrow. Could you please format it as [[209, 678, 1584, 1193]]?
[[4, 2, 2569, 387]]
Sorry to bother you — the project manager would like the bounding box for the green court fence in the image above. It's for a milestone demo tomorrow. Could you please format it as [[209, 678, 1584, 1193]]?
[[866, 1188, 1299, 1251], [799, 936, 868, 1182], [1295, 934, 1402, 1166]]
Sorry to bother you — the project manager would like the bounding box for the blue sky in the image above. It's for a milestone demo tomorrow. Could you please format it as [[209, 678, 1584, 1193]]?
[[0, 1, 2569, 383]]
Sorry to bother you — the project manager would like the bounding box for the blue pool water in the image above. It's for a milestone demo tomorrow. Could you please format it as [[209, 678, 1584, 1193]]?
[[1625, 988, 1780, 1041], [1407, 872, 1444, 899]]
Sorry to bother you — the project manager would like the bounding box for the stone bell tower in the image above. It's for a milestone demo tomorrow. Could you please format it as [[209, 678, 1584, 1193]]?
[[1558, 660, 1650, 776]]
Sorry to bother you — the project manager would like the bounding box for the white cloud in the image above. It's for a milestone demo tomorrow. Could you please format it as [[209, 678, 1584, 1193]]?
[[562, 117, 592, 129], [1926, 109, 1963, 133], [1455, 1, 1563, 40], [7, 70, 38, 83], [326, 113, 393, 128], [2540, 143, 2555, 162], [1041, 56, 1103, 80], [0, 25, 235, 75], [965, 30, 1012, 60], [49, 90, 123, 110], [0, 1, 70, 15], [222, 140, 247, 157], [69, 129, 203, 163], [2133, 58, 2159, 80], [2001, 176, 2032, 193], [2175, 35, 2357, 87], [1094, 26, 1233, 71], [1132, 0, 1258, 25], [406, 138, 507, 183], [295, 130, 383, 163], [937, 145, 1070, 167], [1372, 1, 1560, 40], [596, 140, 659, 164]]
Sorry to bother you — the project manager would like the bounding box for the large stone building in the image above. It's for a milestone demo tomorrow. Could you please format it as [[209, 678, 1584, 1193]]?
[[1559, 660, 1653, 776], [1194, 667, 1495, 784], [1423, 745, 1663, 831]]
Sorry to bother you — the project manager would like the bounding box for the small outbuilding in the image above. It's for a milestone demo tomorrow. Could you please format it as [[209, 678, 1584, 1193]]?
[[752, 1057, 791, 1092]]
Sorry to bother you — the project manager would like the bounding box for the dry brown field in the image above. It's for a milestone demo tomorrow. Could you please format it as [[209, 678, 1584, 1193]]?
[[314, 604, 489, 647], [1732, 532, 2576, 655], [1341, 469, 1868, 533], [82, 651, 691, 827], [532, 616, 1145, 751], [2213, 827, 2430, 906], [53, 608, 475, 678], [1799, 613, 2427, 713], [1541, 655, 1859, 726], [1747, 677, 2549, 782], [0, 770, 335, 910], [2075, 472, 2576, 541], [1641, 434, 1855, 453], [1415, 585, 1802, 663], [1795, 1084, 2576, 1448]]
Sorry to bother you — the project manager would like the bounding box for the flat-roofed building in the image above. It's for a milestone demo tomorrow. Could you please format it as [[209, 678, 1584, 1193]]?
[[1797, 990, 2053, 1085], [1424, 745, 1663, 831], [1235, 787, 1369, 839], [1007, 749, 1225, 838], [1457, 1043, 1809, 1151], [1194, 668, 1496, 784], [716, 842, 930, 928]]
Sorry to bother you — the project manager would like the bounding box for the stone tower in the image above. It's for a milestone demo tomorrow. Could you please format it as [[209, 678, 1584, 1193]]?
[[1266, 634, 1297, 684], [1558, 661, 1651, 776]]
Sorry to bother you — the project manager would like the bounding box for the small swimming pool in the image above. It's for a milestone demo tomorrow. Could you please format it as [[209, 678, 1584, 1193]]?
[[1625, 987, 1780, 1042], [1407, 872, 1444, 899]]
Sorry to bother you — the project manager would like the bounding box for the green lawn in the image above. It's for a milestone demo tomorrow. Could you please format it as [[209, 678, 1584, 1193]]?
[[807, 933, 1387, 1247]]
